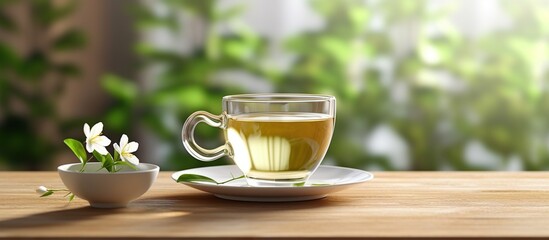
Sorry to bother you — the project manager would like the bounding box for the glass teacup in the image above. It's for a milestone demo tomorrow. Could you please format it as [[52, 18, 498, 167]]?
[[182, 94, 336, 187]]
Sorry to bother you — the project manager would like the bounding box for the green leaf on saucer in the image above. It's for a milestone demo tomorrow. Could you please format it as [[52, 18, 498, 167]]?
[[64, 138, 87, 164], [175, 174, 244, 185], [293, 182, 306, 187], [177, 174, 219, 184]]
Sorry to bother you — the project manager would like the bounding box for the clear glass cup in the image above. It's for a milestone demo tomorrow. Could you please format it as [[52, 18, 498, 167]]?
[[182, 93, 336, 186]]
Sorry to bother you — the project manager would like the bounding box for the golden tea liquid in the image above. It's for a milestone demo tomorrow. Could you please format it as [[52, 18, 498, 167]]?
[[225, 112, 334, 182]]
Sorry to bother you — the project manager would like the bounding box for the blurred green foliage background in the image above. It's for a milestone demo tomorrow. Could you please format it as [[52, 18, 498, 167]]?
[[1, 0, 549, 171]]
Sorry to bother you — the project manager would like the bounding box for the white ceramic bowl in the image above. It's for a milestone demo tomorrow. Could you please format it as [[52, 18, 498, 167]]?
[[58, 162, 159, 208]]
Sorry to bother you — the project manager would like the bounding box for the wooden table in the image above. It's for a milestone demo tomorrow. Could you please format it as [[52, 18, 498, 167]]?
[[2, 171, 549, 239]]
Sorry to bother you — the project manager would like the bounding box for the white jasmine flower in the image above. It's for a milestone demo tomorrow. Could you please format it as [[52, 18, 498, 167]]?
[[113, 134, 140, 166], [36, 186, 49, 195], [84, 122, 111, 155]]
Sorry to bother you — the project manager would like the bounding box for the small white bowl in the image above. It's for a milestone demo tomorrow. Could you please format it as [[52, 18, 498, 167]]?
[[58, 162, 159, 208]]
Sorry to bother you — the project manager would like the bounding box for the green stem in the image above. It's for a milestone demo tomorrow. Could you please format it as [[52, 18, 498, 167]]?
[[79, 155, 95, 172], [48, 189, 70, 192], [218, 175, 245, 184]]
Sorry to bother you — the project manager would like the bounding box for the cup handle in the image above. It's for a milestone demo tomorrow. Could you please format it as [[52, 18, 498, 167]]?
[[182, 111, 228, 161]]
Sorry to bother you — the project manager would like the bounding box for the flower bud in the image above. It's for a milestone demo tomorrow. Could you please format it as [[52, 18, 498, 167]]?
[[36, 186, 49, 195]]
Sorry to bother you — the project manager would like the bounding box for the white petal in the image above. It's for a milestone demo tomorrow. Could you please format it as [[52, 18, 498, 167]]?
[[94, 145, 109, 155], [95, 135, 111, 146], [86, 141, 93, 153], [120, 134, 128, 149], [84, 123, 90, 137], [125, 154, 139, 166], [113, 143, 121, 154], [90, 122, 103, 137], [125, 142, 139, 153]]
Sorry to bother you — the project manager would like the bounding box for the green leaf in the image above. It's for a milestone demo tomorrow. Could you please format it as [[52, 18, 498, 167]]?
[[40, 191, 54, 197], [113, 149, 120, 162], [0, 76, 10, 105], [104, 153, 115, 171], [93, 151, 114, 172], [52, 29, 86, 51], [0, 10, 16, 32], [176, 174, 244, 185], [101, 74, 138, 103], [55, 63, 80, 76], [92, 150, 104, 162], [64, 138, 87, 164], [104, 107, 131, 132], [293, 182, 305, 187], [0, 43, 18, 70], [214, 4, 245, 21], [31, 0, 76, 26], [218, 175, 245, 184], [68, 193, 75, 202], [17, 51, 49, 80], [177, 174, 219, 184], [115, 160, 138, 170], [130, 5, 178, 30]]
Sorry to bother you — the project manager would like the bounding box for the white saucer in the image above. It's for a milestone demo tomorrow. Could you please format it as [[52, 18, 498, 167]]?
[[171, 165, 373, 202]]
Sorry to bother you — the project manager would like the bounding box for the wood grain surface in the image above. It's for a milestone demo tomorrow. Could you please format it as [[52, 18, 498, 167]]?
[[2, 171, 549, 239]]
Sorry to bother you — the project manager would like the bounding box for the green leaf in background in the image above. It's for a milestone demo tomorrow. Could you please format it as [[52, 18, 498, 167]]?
[[63, 138, 87, 164], [0, 10, 16, 32], [0, 0, 85, 171], [0, 76, 10, 107], [214, 4, 245, 21], [53, 29, 86, 51], [55, 63, 80, 77], [130, 5, 178, 30], [0, 43, 18, 69], [101, 74, 138, 103], [31, 0, 76, 26], [17, 51, 49, 80]]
